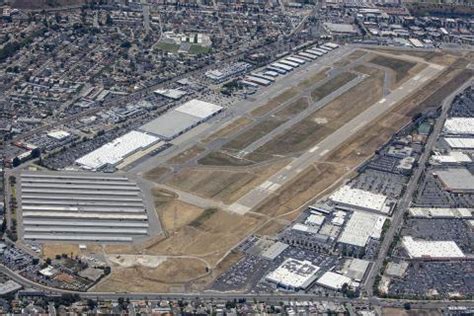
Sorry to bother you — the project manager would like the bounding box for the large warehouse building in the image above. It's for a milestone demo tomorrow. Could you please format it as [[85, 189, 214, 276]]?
[[265, 258, 320, 290], [402, 236, 465, 260], [75, 131, 164, 170], [329, 185, 392, 214], [139, 99, 223, 140], [19, 171, 154, 243], [337, 211, 386, 248]]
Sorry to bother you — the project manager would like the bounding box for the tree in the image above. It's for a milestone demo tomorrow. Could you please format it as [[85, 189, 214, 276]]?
[[404, 303, 411, 310], [12, 157, 20, 167]]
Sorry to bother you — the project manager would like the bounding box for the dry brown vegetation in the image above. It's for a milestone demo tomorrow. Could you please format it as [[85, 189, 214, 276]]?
[[202, 117, 253, 144], [168, 145, 206, 165], [247, 66, 385, 161], [164, 159, 288, 204]]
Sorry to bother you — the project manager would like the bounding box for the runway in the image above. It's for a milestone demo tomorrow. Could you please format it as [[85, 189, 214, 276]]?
[[229, 63, 444, 214]]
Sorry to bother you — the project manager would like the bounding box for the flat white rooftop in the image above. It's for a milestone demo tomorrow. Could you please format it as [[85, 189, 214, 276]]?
[[265, 258, 320, 290], [444, 137, 474, 149], [75, 130, 160, 170], [408, 207, 473, 219], [316, 271, 354, 290], [174, 99, 223, 119], [443, 117, 474, 135], [338, 211, 386, 247], [402, 236, 465, 259], [330, 185, 390, 214]]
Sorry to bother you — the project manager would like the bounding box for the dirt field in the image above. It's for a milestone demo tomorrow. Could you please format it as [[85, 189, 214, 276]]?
[[382, 308, 442, 316], [43, 244, 81, 259], [165, 159, 288, 204], [94, 257, 209, 292]]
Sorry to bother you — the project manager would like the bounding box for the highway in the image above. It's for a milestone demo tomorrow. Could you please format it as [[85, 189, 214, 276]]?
[[229, 63, 444, 214]]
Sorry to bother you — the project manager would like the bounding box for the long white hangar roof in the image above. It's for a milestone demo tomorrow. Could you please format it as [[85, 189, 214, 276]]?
[[76, 131, 160, 170], [139, 99, 223, 139]]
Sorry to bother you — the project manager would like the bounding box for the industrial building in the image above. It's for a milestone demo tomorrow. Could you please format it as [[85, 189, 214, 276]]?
[[443, 118, 474, 135], [433, 168, 474, 193], [316, 271, 355, 290], [265, 258, 320, 290], [337, 211, 386, 248], [139, 99, 223, 140], [402, 236, 465, 260], [19, 171, 153, 243], [408, 207, 473, 218], [329, 185, 392, 214], [75, 131, 163, 170], [443, 137, 474, 150], [153, 88, 187, 100]]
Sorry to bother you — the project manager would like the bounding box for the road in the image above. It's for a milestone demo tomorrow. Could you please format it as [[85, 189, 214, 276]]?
[[229, 63, 444, 214], [1, 263, 474, 309], [363, 78, 474, 297]]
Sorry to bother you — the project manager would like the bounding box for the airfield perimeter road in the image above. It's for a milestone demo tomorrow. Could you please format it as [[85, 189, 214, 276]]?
[[363, 78, 474, 297], [229, 63, 444, 214]]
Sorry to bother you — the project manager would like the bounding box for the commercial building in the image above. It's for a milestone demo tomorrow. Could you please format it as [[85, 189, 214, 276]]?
[[340, 258, 370, 282], [19, 171, 152, 243], [265, 258, 320, 290], [443, 118, 474, 135], [443, 137, 474, 150], [75, 131, 162, 170], [324, 23, 358, 34], [402, 236, 465, 260], [337, 211, 386, 248], [153, 88, 187, 100], [316, 271, 355, 290], [47, 130, 71, 141], [430, 152, 472, 165], [139, 99, 223, 140], [329, 185, 392, 214], [433, 168, 474, 193], [408, 207, 473, 218]]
